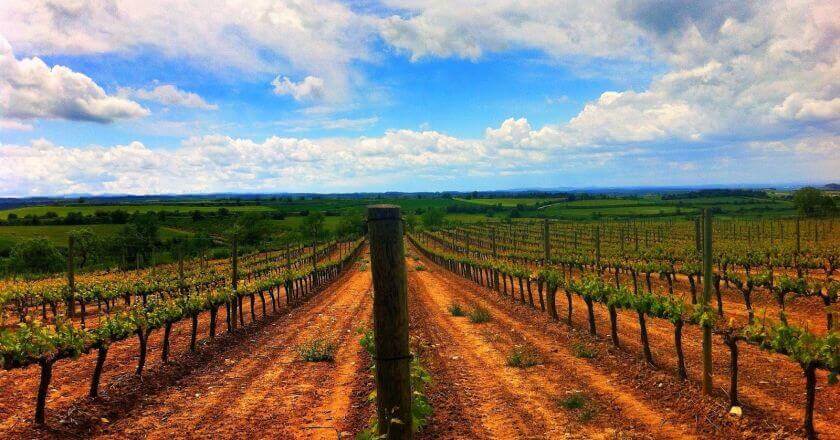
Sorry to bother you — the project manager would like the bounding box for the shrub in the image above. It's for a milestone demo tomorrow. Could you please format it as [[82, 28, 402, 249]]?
[[448, 302, 466, 317], [557, 391, 598, 422], [414, 264, 426, 271], [297, 338, 337, 362], [506, 344, 542, 368], [468, 306, 491, 323], [571, 342, 597, 359]]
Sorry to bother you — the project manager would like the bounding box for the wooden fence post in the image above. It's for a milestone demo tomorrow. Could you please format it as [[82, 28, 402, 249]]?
[[368, 205, 412, 439], [701, 208, 714, 395], [543, 218, 550, 262], [231, 236, 238, 330], [67, 235, 76, 318]]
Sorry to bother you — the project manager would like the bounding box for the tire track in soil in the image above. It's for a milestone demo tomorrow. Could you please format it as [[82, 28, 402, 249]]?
[[96, 251, 373, 439], [0, 248, 354, 439], [409, 259, 671, 439], [407, 267, 553, 439], [410, 246, 710, 439]]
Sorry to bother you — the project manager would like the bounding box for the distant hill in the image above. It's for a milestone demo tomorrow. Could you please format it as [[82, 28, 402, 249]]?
[[823, 183, 840, 190]]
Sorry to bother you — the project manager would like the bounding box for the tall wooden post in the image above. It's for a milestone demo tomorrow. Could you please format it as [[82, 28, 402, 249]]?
[[178, 244, 185, 294], [491, 227, 497, 258], [594, 225, 601, 272], [543, 218, 550, 262], [701, 209, 713, 395], [67, 235, 76, 318], [368, 205, 412, 439], [231, 236, 238, 330], [796, 218, 801, 253], [694, 217, 702, 254]]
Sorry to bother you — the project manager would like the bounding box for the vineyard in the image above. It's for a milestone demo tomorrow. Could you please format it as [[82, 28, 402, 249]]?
[[0, 213, 838, 439]]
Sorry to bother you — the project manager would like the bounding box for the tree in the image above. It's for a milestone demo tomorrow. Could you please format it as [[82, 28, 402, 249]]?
[[336, 212, 364, 238], [231, 213, 271, 245], [793, 187, 837, 217], [9, 237, 64, 274], [69, 228, 99, 268], [299, 211, 326, 241], [421, 207, 445, 229]]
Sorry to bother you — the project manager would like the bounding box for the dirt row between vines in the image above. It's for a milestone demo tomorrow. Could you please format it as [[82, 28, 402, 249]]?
[[0, 249, 373, 439], [407, 243, 838, 439]]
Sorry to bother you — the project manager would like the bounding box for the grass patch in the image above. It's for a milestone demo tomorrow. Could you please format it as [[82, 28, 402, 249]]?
[[467, 305, 491, 323], [571, 342, 597, 359], [448, 302, 466, 317], [296, 338, 337, 362], [506, 344, 542, 368], [556, 391, 598, 422], [414, 264, 426, 271]]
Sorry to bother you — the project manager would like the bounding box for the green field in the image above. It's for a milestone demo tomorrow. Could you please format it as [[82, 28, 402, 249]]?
[[0, 204, 273, 220], [0, 224, 191, 247], [453, 197, 555, 207]]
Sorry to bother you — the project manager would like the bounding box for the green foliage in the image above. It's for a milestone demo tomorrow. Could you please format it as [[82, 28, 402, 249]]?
[[299, 211, 326, 241], [448, 302, 466, 317], [420, 207, 445, 229], [792, 187, 837, 217], [571, 342, 597, 359], [9, 237, 64, 274], [467, 305, 491, 323], [357, 327, 433, 438], [297, 337, 338, 362], [0, 320, 88, 368], [557, 391, 598, 422], [744, 319, 839, 373], [506, 343, 542, 368], [558, 391, 588, 409]]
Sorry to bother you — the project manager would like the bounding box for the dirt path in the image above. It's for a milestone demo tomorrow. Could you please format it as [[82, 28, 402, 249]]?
[[0, 248, 369, 439], [407, 244, 808, 439], [95, 253, 373, 439], [407, 255, 697, 439]]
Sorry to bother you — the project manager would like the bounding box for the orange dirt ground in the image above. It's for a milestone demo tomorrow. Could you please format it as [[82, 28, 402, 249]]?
[[0, 242, 836, 439]]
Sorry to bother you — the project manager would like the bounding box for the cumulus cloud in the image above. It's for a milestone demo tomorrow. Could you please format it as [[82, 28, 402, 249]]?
[[0, 36, 149, 123], [0, 0, 375, 102], [3, 118, 837, 196], [379, 0, 643, 61], [271, 76, 326, 101], [118, 84, 217, 110], [380, 0, 840, 148]]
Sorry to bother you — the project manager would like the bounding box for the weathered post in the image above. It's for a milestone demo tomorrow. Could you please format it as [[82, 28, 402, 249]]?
[[543, 218, 550, 262], [230, 236, 239, 330], [694, 217, 702, 254], [491, 227, 497, 257], [796, 217, 801, 253], [701, 208, 713, 395], [594, 225, 601, 274], [178, 244, 185, 295], [367, 205, 412, 439], [67, 235, 76, 318]]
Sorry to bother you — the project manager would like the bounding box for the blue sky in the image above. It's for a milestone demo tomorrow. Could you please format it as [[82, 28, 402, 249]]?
[[0, 1, 837, 196]]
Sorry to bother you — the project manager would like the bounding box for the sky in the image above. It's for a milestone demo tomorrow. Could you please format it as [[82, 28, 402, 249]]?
[[0, 0, 838, 197]]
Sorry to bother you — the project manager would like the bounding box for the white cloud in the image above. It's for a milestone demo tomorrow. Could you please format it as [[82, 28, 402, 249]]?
[[0, 0, 376, 102], [0, 119, 33, 131], [380, 0, 840, 148], [119, 84, 217, 110], [3, 119, 836, 196], [271, 76, 326, 101], [379, 0, 644, 62], [0, 36, 149, 123]]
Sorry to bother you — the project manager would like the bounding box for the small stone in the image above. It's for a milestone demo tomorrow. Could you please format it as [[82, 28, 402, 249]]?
[[729, 406, 742, 417], [101, 418, 110, 424]]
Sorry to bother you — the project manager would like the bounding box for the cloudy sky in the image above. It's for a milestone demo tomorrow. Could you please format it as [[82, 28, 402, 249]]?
[[0, 0, 838, 196]]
